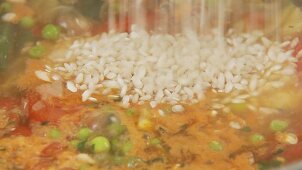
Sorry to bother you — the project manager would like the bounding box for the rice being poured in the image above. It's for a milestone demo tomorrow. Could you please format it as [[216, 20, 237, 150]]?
[[43, 26, 299, 111]]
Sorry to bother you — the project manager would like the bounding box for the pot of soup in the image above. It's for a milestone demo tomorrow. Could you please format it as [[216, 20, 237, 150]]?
[[1, 0, 302, 170]]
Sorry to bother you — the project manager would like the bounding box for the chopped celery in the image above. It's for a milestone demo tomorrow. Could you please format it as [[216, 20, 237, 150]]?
[[209, 140, 223, 151], [49, 128, 61, 139], [251, 134, 265, 144], [270, 120, 288, 132]]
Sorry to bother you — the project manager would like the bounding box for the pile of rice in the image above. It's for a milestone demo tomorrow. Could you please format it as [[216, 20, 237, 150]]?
[[39, 26, 300, 112]]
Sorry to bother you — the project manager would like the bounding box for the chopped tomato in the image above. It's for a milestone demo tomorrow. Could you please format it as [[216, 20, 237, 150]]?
[[92, 22, 109, 35], [26, 92, 78, 122], [0, 97, 20, 110], [32, 24, 44, 37], [41, 142, 64, 158], [282, 141, 302, 163], [293, 36, 302, 56], [10, 125, 32, 136], [293, 36, 302, 72]]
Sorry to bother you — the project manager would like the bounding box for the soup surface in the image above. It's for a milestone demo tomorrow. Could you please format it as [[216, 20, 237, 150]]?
[[1, 1, 302, 170]]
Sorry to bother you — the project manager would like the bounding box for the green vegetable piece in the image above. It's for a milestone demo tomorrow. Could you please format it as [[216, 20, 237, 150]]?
[[122, 141, 132, 154], [70, 139, 80, 147], [49, 128, 61, 139], [91, 136, 111, 153], [19, 16, 35, 29], [258, 159, 283, 170], [42, 24, 60, 40], [28, 45, 45, 59], [273, 148, 284, 155], [251, 133, 265, 143], [149, 138, 161, 146], [78, 128, 92, 140], [0, 22, 15, 70], [209, 140, 223, 151], [77, 140, 86, 152], [270, 120, 288, 132], [108, 123, 126, 137], [230, 103, 248, 114], [126, 109, 135, 116], [0, 2, 12, 13]]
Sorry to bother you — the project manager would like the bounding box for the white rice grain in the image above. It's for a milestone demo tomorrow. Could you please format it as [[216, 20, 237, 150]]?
[[66, 81, 77, 93]]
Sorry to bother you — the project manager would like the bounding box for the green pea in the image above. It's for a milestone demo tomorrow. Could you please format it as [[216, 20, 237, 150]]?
[[78, 128, 92, 140], [90, 136, 111, 153], [49, 128, 61, 139], [28, 45, 45, 59], [0, 2, 12, 12], [42, 24, 60, 40], [270, 120, 288, 132], [19, 16, 35, 29], [108, 123, 126, 137], [251, 133, 265, 144], [209, 140, 223, 151]]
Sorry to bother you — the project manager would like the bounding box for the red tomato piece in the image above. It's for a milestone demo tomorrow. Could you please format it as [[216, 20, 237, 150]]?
[[293, 36, 302, 56], [32, 24, 44, 37], [282, 141, 302, 163], [41, 142, 64, 158], [10, 125, 32, 136], [293, 36, 302, 72], [0, 97, 20, 110], [26, 92, 76, 123]]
